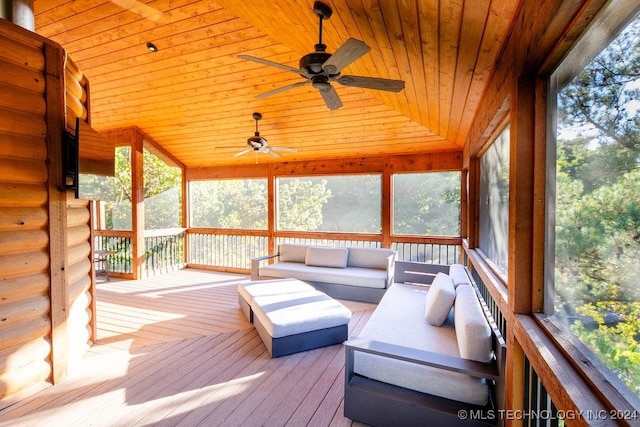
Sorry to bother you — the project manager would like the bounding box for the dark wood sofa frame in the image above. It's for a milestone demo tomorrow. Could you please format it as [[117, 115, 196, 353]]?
[[344, 261, 507, 426]]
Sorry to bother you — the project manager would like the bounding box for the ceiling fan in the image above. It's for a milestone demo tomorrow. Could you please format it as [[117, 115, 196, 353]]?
[[233, 112, 297, 158], [238, 1, 405, 110]]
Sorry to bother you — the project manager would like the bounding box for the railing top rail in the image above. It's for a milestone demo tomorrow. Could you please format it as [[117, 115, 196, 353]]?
[[144, 228, 187, 238]]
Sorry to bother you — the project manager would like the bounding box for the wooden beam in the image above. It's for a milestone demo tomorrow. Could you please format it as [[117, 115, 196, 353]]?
[[186, 152, 463, 181], [44, 42, 69, 384]]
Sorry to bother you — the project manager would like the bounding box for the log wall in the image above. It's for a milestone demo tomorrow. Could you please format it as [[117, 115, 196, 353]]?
[[0, 20, 51, 402], [0, 19, 95, 404]]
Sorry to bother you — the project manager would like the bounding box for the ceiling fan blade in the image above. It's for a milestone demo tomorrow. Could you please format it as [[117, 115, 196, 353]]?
[[233, 149, 252, 157], [336, 75, 405, 92], [256, 80, 310, 99], [238, 54, 302, 75], [318, 84, 343, 110], [265, 149, 281, 158], [322, 38, 371, 74], [270, 146, 297, 153]]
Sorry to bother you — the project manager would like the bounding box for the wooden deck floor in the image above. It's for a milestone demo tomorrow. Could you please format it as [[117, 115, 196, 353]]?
[[0, 269, 375, 426]]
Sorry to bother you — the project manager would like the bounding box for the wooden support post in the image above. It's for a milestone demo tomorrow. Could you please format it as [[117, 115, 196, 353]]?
[[504, 77, 537, 423], [131, 131, 145, 279], [44, 43, 69, 384], [508, 77, 535, 314], [267, 166, 275, 255], [532, 79, 548, 313], [381, 164, 392, 249], [182, 173, 189, 265], [506, 333, 525, 427], [466, 156, 479, 249]]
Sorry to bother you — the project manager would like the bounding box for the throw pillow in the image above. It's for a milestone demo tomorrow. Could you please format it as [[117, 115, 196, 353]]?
[[278, 244, 308, 263], [424, 272, 456, 326], [305, 246, 349, 268], [454, 284, 493, 362], [449, 264, 471, 288]]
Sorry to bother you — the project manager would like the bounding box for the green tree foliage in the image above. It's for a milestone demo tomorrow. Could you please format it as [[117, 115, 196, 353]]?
[[556, 16, 640, 394], [143, 149, 182, 229], [190, 179, 268, 229], [393, 172, 460, 235], [277, 178, 332, 231], [79, 147, 182, 230]]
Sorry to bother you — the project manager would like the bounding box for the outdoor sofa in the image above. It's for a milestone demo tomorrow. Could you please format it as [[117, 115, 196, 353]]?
[[251, 244, 396, 303], [344, 261, 506, 426]]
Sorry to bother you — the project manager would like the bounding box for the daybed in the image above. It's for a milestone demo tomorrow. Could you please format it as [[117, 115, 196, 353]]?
[[344, 261, 506, 426], [251, 244, 396, 303]]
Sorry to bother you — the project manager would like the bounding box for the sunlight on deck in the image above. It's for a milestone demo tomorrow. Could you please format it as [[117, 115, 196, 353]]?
[[0, 269, 374, 426]]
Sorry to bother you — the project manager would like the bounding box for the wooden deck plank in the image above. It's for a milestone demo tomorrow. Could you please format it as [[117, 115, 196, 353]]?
[[0, 269, 376, 426]]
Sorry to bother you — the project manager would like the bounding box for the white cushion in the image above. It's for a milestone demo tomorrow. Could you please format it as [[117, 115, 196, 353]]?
[[424, 273, 456, 326], [251, 290, 351, 338], [305, 246, 348, 268], [260, 262, 388, 289], [347, 247, 396, 270], [455, 285, 493, 363], [449, 264, 471, 288], [238, 278, 315, 305], [278, 244, 308, 263]]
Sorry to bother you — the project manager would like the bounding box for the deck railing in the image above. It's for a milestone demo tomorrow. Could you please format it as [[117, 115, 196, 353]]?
[[144, 228, 186, 276], [96, 229, 462, 275], [95, 231, 133, 275], [186, 229, 461, 270], [187, 229, 268, 270], [94, 229, 186, 277]]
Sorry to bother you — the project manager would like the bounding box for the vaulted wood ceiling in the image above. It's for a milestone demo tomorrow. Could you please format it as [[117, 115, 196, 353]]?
[[34, 0, 519, 168]]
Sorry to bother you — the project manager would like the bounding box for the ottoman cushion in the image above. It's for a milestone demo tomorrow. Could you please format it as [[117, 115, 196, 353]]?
[[252, 290, 351, 338], [238, 278, 315, 305]]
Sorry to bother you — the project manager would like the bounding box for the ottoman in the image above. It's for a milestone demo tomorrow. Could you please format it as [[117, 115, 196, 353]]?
[[238, 278, 316, 322], [251, 289, 352, 357]]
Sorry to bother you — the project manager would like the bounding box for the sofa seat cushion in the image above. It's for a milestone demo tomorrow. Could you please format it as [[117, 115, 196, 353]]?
[[238, 278, 315, 306], [252, 290, 352, 338], [354, 283, 490, 406], [260, 262, 388, 289]]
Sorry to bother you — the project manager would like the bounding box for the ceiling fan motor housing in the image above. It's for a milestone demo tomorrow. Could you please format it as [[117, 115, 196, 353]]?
[[300, 51, 332, 75]]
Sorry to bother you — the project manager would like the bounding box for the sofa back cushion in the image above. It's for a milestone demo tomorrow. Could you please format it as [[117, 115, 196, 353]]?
[[278, 244, 308, 263], [454, 285, 493, 363], [449, 263, 472, 288], [305, 246, 349, 268], [347, 247, 396, 270], [424, 273, 456, 326]]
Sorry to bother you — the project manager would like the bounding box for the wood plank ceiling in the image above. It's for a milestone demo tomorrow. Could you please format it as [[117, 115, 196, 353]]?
[[33, 0, 519, 169]]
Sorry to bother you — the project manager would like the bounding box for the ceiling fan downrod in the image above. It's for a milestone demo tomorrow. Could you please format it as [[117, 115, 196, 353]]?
[[253, 112, 262, 136], [313, 1, 332, 52]]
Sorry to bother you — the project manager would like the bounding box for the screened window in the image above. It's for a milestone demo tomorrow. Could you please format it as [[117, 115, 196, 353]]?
[[190, 179, 267, 229], [276, 175, 381, 233], [78, 146, 132, 230], [144, 148, 182, 230], [479, 126, 510, 275], [551, 11, 640, 398], [392, 172, 460, 236]]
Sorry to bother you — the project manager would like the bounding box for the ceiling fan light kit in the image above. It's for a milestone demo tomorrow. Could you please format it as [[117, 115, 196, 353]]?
[[238, 1, 405, 110]]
